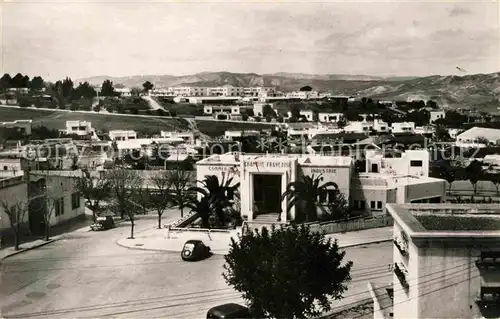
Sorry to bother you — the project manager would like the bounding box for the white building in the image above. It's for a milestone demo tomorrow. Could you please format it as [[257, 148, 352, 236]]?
[[456, 127, 500, 148], [414, 126, 435, 136], [391, 122, 415, 134], [371, 203, 500, 319], [373, 119, 389, 133], [344, 121, 373, 134], [114, 88, 132, 97], [365, 150, 430, 177], [109, 130, 137, 141], [429, 110, 445, 123], [204, 105, 242, 116], [224, 130, 260, 140], [196, 152, 446, 223], [65, 121, 94, 137], [318, 112, 343, 123], [253, 103, 276, 117], [0, 120, 32, 136], [160, 131, 196, 144], [286, 91, 321, 100], [285, 123, 319, 139]]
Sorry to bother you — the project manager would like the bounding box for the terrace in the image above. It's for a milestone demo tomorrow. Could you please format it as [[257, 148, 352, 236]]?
[[387, 204, 500, 242]]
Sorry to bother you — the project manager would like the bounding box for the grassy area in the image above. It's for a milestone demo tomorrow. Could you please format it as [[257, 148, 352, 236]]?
[[0, 107, 189, 134], [415, 215, 500, 231], [0, 107, 277, 136]]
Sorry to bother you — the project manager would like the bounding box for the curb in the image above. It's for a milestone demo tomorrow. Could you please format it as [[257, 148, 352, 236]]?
[[115, 238, 392, 255], [115, 239, 229, 255], [1, 238, 58, 260], [318, 298, 372, 319]]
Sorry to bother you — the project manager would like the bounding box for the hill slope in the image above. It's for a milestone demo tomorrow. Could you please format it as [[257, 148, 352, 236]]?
[[78, 71, 500, 110]]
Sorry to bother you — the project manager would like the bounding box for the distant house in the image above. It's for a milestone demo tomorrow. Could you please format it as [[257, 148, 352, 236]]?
[[455, 127, 500, 148]]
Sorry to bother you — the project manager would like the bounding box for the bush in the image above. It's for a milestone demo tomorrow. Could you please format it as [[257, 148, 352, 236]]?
[[156, 109, 165, 116], [265, 115, 272, 122], [254, 116, 261, 122], [242, 114, 249, 121], [223, 224, 353, 318]]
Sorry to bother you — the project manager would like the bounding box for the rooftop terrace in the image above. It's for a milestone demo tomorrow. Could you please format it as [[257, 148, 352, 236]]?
[[387, 204, 500, 238]]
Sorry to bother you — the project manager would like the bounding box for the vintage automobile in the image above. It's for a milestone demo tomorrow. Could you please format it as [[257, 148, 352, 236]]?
[[90, 216, 115, 231], [181, 240, 211, 261], [206, 303, 251, 319]]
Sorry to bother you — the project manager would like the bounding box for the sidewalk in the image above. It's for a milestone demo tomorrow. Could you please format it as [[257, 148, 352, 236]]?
[[1, 236, 62, 259], [116, 226, 393, 255]]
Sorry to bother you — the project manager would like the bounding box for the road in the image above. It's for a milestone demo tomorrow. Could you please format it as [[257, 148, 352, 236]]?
[[1, 216, 392, 319], [141, 96, 168, 112]]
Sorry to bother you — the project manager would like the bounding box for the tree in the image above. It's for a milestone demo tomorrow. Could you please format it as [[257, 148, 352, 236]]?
[[242, 114, 249, 121], [0, 73, 12, 90], [149, 172, 174, 228], [190, 174, 239, 227], [185, 194, 215, 228], [439, 157, 466, 195], [320, 190, 351, 222], [485, 172, 500, 196], [299, 85, 313, 92], [166, 170, 194, 218], [42, 189, 61, 241], [30, 76, 45, 91], [142, 81, 154, 93], [0, 196, 29, 250], [11, 73, 26, 88], [73, 81, 97, 100], [281, 174, 338, 223], [223, 224, 353, 318], [265, 115, 272, 122], [62, 77, 74, 99], [107, 169, 143, 238], [101, 79, 116, 97], [75, 169, 111, 222], [466, 160, 484, 195], [130, 87, 142, 96], [262, 104, 276, 117]]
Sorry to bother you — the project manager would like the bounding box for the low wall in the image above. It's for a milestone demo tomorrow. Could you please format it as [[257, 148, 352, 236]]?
[[305, 216, 393, 234]]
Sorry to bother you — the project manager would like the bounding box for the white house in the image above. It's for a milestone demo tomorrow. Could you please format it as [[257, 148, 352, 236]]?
[[391, 122, 415, 134], [115, 88, 132, 97], [0, 120, 32, 136], [224, 130, 260, 140], [365, 149, 430, 177], [253, 103, 276, 117], [318, 112, 343, 123], [429, 110, 445, 123], [109, 130, 137, 141], [455, 127, 500, 148], [344, 121, 373, 134], [160, 131, 196, 144], [65, 121, 93, 136]]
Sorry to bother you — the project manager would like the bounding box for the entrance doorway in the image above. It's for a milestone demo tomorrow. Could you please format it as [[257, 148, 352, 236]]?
[[253, 174, 282, 215]]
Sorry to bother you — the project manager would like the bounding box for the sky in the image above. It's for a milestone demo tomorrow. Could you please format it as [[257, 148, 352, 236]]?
[[2, 0, 499, 81]]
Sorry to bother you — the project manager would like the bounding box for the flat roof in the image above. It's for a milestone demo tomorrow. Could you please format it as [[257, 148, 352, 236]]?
[[387, 203, 500, 239]]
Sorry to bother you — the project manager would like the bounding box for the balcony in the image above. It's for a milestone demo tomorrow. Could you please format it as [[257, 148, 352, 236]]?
[[476, 251, 500, 270], [476, 287, 500, 318], [393, 238, 409, 257], [394, 263, 409, 291]]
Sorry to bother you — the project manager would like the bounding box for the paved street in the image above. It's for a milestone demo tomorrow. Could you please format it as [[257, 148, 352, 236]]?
[[1, 216, 392, 318]]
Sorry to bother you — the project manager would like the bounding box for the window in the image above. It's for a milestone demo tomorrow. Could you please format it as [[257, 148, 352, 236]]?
[[377, 201, 383, 209], [3, 166, 7, 170], [370, 201, 376, 209], [71, 192, 80, 210], [371, 164, 379, 173], [410, 160, 423, 167], [54, 198, 64, 216]]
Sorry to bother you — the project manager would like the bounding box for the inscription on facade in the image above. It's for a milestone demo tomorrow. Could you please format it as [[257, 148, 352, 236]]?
[[244, 161, 290, 168], [310, 168, 337, 174], [208, 166, 232, 171]]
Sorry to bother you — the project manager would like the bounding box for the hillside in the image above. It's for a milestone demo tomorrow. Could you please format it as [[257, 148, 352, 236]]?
[[0, 107, 273, 136], [78, 71, 500, 111]]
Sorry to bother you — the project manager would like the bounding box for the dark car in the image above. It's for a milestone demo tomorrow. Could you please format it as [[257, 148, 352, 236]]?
[[206, 303, 251, 319], [90, 216, 115, 231], [181, 240, 211, 261]]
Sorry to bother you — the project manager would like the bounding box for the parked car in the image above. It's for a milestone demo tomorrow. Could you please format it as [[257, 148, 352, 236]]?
[[90, 216, 115, 231], [206, 303, 251, 319], [181, 240, 211, 261]]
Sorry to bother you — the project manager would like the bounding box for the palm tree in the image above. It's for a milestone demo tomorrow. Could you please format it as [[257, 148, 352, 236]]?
[[281, 174, 339, 223], [184, 194, 214, 229], [189, 174, 240, 227]]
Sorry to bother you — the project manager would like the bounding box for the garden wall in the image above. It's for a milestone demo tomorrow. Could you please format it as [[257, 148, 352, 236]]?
[[305, 216, 393, 234]]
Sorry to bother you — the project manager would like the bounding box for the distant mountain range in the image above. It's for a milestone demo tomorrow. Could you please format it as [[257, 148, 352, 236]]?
[[77, 71, 500, 111]]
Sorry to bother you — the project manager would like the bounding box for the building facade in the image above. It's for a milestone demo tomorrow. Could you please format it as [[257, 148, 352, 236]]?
[[375, 203, 500, 319], [196, 152, 446, 222], [108, 130, 137, 141]]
